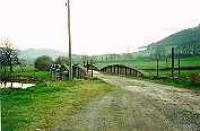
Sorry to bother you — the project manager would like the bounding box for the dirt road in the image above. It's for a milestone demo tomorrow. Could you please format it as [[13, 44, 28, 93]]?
[[52, 73, 200, 131]]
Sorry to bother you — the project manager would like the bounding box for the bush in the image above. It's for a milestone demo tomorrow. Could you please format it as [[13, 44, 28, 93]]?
[[190, 73, 200, 85], [34, 56, 53, 71], [0, 67, 10, 80]]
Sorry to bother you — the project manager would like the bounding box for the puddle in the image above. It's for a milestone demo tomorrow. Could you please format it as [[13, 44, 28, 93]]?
[[0, 82, 35, 89]]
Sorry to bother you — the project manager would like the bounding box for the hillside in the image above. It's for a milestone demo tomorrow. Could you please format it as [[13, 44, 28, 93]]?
[[147, 25, 200, 56], [17, 25, 200, 64], [18, 49, 84, 65], [151, 25, 200, 47], [93, 25, 200, 61], [18, 49, 65, 65]]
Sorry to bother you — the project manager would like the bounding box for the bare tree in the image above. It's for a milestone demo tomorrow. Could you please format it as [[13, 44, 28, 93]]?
[[0, 38, 19, 72]]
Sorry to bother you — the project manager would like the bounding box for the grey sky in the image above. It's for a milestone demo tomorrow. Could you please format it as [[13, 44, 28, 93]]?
[[0, 0, 200, 55]]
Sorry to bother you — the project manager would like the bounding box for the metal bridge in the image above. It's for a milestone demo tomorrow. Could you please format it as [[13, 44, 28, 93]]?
[[100, 64, 143, 77]]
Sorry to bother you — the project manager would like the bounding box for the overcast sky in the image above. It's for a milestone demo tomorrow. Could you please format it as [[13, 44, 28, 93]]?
[[0, 0, 200, 55]]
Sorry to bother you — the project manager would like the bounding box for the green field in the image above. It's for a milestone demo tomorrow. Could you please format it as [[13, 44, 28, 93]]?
[[95, 56, 200, 79], [95, 56, 200, 88], [95, 56, 200, 69], [1, 71, 116, 131]]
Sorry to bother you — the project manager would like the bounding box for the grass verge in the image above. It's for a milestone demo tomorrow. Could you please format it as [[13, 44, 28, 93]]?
[[1, 79, 116, 131]]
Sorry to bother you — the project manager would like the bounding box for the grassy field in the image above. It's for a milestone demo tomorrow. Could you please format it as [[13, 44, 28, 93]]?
[[95, 56, 200, 69], [1, 70, 116, 131], [95, 56, 200, 78], [95, 56, 200, 88], [143, 69, 199, 78]]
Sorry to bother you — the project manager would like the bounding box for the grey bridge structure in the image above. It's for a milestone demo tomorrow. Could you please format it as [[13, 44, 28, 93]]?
[[100, 64, 143, 77]]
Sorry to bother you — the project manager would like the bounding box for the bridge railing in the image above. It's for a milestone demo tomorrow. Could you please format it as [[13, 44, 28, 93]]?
[[100, 64, 143, 77]]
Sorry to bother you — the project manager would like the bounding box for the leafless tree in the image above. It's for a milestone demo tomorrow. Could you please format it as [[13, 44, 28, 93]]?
[[0, 38, 19, 72]]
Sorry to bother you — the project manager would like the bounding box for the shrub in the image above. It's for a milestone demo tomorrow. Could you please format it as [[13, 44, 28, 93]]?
[[34, 56, 53, 71], [190, 73, 200, 85]]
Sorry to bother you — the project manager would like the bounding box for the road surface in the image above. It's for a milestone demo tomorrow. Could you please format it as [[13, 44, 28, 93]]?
[[52, 73, 200, 131]]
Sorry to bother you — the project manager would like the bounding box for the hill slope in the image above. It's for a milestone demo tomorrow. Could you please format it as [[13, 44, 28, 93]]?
[[19, 49, 65, 65], [147, 25, 200, 56], [148, 25, 200, 47]]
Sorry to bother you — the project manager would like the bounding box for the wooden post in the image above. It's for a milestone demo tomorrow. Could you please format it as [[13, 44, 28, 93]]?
[[78, 68, 80, 78], [178, 55, 181, 78], [119, 67, 121, 76], [91, 69, 93, 77], [156, 59, 159, 78], [86, 61, 89, 74], [117, 66, 119, 75], [171, 48, 175, 81]]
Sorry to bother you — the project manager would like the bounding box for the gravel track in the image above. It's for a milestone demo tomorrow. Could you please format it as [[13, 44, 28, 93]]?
[[51, 73, 200, 131]]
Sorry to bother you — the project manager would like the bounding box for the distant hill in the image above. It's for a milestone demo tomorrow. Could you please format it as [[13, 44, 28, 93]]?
[[18, 25, 200, 64], [18, 49, 84, 65], [18, 49, 65, 65], [93, 25, 200, 60], [146, 25, 200, 56]]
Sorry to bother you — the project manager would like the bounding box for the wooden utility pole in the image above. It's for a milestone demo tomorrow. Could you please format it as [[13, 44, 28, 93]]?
[[66, 0, 72, 80], [171, 48, 175, 81]]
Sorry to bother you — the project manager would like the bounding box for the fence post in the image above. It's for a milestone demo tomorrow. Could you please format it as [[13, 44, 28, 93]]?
[[156, 59, 159, 78], [178, 55, 181, 78], [117, 66, 119, 75], [91, 69, 93, 77], [78, 68, 80, 78], [125, 68, 127, 76], [171, 48, 175, 81]]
